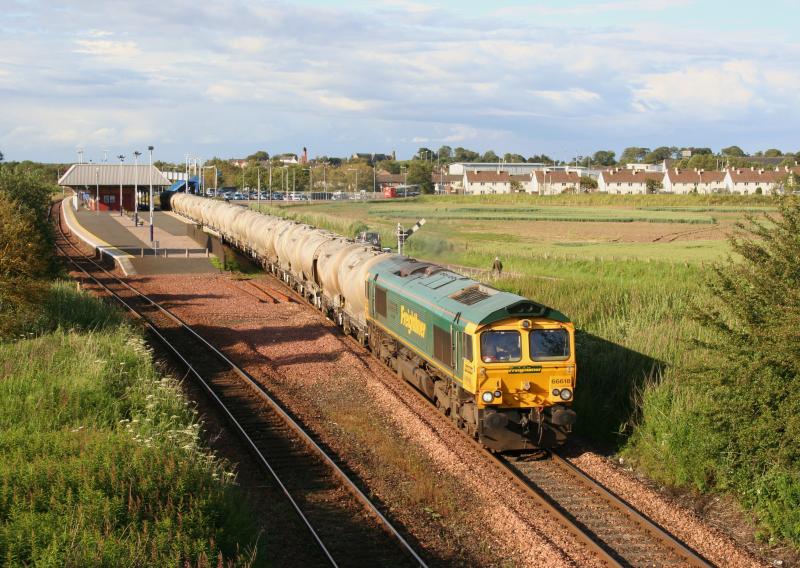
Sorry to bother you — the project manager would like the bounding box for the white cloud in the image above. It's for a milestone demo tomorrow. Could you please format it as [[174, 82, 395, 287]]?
[[228, 36, 267, 53], [74, 39, 140, 58], [630, 60, 797, 118], [317, 94, 375, 112], [530, 88, 601, 107]]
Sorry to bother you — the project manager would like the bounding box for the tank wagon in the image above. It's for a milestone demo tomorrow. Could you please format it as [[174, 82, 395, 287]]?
[[167, 193, 577, 450]]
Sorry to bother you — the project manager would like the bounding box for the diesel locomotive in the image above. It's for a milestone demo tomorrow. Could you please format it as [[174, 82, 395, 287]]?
[[167, 193, 577, 451]]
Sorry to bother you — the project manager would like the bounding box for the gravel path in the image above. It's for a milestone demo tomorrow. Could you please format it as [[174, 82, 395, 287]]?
[[565, 446, 769, 568]]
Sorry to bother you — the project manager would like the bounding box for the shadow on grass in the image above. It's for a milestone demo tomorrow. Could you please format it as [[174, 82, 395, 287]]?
[[572, 330, 665, 450]]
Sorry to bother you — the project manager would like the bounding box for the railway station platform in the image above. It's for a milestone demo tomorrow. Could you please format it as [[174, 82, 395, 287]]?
[[62, 197, 216, 275]]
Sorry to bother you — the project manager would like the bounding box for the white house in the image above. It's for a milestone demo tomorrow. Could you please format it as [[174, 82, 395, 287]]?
[[463, 171, 532, 194], [724, 168, 783, 194], [531, 170, 581, 195], [597, 168, 664, 194], [663, 169, 726, 194]]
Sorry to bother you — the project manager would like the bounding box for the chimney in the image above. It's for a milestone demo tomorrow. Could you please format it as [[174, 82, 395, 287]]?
[[302, 147, 308, 164]]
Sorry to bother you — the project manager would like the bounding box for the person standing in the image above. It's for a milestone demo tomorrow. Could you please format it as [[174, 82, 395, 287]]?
[[492, 256, 503, 277]]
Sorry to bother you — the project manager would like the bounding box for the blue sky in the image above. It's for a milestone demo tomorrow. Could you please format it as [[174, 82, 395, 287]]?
[[1, 0, 798, 163]]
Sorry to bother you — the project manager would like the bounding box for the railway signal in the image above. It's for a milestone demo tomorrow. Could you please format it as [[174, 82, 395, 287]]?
[[396, 218, 426, 255]]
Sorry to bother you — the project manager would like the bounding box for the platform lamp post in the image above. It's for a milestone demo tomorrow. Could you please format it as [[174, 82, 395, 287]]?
[[117, 154, 125, 216], [133, 151, 141, 226], [95, 167, 99, 215], [148, 145, 154, 242]]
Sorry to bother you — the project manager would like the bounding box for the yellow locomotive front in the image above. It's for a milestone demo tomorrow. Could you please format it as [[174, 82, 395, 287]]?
[[464, 318, 577, 450]]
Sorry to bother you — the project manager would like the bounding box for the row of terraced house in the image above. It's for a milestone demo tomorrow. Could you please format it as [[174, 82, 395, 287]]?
[[449, 165, 799, 196]]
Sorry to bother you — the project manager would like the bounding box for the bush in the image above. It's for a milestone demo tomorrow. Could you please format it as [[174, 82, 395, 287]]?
[[695, 195, 800, 542], [0, 169, 57, 339], [628, 195, 800, 546]]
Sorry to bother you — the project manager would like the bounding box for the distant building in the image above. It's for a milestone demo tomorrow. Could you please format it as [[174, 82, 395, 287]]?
[[433, 173, 463, 194], [532, 170, 581, 195], [375, 172, 404, 190], [277, 154, 299, 165], [351, 152, 393, 163], [724, 167, 783, 194], [597, 168, 664, 194], [58, 164, 170, 212], [463, 171, 532, 194], [663, 168, 725, 194]]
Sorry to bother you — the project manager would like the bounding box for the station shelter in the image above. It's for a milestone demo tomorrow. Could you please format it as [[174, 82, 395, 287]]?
[[58, 164, 171, 212]]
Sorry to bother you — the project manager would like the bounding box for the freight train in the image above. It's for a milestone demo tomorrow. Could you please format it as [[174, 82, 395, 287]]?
[[167, 193, 576, 451]]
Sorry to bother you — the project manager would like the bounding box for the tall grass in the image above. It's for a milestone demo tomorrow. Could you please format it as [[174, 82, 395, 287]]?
[[0, 283, 262, 566]]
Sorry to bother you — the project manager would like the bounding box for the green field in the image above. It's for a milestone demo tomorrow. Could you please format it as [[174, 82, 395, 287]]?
[[254, 194, 756, 264], [254, 193, 799, 548]]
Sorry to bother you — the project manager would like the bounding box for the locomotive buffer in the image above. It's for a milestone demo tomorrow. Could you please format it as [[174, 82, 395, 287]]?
[[397, 218, 426, 255]]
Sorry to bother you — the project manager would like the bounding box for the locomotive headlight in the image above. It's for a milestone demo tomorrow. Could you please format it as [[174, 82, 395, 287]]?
[[493, 389, 502, 399], [559, 388, 573, 401], [482, 391, 494, 403], [552, 388, 561, 397]]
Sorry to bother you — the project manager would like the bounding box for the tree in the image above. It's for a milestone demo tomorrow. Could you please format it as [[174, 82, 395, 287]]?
[[379, 160, 401, 174], [764, 148, 783, 157], [415, 147, 435, 161], [0, 150, 3, 162], [687, 154, 718, 170], [503, 153, 526, 163], [721, 145, 746, 157], [509, 180, 523, 193], [453, 147, 480, 162], [644, 146, 673, 164], [620, 147, 650, 164], [580, 175, 598, 192], [437, 146, 453, 162], [406, 160, 433, 194], [482, 150, 499, 162], [246, 150, 269, 161], [592, 150, 616, 166], [646, 178, 663, 194], [528, 154, 554, 165]]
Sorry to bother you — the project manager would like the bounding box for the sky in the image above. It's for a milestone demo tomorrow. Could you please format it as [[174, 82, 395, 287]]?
[[1, 0, 798, 163]]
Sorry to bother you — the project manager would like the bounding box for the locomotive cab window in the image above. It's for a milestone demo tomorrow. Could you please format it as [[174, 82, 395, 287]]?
[[529, 328, 570, 361], [375, 286, 387, 317], [480, 330, 521, 363]]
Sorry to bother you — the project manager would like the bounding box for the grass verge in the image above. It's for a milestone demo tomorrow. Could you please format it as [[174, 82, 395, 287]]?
[[0, 282, 262, 566]]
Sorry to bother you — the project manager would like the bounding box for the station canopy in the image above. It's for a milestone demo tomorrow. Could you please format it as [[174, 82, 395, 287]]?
[[58, 164, 170, 187]]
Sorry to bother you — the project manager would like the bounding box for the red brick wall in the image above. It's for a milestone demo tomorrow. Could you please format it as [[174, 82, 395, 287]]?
[[87, 187, 137, 212]]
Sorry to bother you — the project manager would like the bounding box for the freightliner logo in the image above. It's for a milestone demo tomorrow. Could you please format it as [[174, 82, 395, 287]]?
[[400, 305, 427, 338]]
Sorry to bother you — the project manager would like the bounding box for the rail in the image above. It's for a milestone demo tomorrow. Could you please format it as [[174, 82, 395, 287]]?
[[53, 201, 428, 568]]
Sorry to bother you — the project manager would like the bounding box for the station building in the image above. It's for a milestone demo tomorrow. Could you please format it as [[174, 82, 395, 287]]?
[[58, 164, 171, 212]]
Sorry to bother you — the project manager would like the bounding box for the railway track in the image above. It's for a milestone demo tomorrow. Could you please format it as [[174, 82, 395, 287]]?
[[53, 201, 427, 568], [503, 452, 712, 568]]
